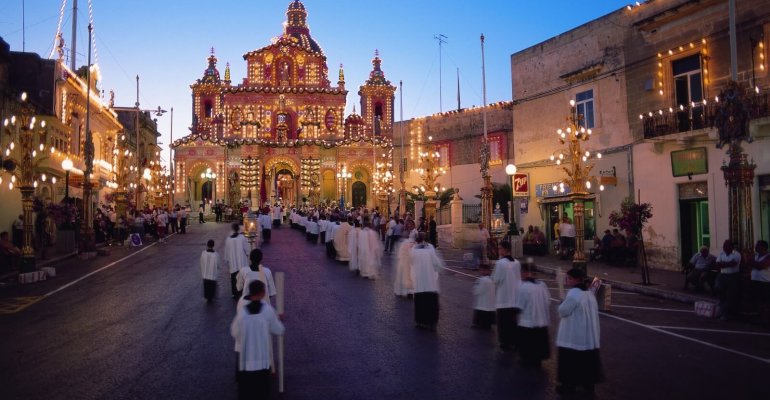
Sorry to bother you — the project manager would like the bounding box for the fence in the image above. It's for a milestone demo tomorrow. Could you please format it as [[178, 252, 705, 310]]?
[[462, 204, 482, 224], [436, 204, 451, 225]]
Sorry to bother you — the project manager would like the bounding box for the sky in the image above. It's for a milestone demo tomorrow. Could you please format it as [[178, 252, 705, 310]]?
[[0, 0, 632, 168]]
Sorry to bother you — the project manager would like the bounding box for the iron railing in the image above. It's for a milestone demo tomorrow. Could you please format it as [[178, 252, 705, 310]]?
[[641, 88, 769, 139], [463, 204, 482, 224]]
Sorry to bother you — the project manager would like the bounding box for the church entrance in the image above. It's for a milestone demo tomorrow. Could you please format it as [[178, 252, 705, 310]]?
[[352, 181, 366, 208], [275, 168, 296, 206]]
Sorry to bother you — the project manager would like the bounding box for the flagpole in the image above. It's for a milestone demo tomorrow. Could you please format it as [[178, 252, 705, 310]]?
[[398, 80, 406, 218], [480, 34, 493, 239]]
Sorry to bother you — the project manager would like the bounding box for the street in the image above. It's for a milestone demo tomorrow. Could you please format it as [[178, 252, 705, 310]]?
[[1, 222, 769, 400]]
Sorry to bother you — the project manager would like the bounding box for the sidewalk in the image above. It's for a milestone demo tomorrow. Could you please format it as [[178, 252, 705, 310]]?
[[437, 244, 716, 305], [528, 253, 715, 304]]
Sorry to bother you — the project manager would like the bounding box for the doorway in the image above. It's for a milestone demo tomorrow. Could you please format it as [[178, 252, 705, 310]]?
[[352, 181, 366, 208], [679, 199, 710, 266]]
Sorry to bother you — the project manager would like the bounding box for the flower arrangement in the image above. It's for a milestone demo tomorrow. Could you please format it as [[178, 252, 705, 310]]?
[[608, 197, 653, 235]]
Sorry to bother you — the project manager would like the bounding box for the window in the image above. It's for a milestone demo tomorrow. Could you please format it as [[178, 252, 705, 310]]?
[[575, 90, 595, 129], [672, 54, 704, 129]]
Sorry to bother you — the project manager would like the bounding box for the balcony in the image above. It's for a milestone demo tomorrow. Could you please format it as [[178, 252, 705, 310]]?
[[641, 88, 770, 139]]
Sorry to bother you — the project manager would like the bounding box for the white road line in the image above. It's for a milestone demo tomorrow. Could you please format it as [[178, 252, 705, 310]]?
[[650, 326, 770, 337], [547, 297, 770, 364], [600, 311, 770, 364], [42, 240, 161, 298], [442, 266, 479, 279], [611, 305, 692, 313]]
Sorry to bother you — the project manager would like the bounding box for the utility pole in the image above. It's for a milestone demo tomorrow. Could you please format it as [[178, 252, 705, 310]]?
[[70, 0, 78, 71], [434, 34, 448, 113]]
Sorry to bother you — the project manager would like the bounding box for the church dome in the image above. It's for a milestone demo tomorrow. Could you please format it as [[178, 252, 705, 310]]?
[[282, 0, 323, 54]]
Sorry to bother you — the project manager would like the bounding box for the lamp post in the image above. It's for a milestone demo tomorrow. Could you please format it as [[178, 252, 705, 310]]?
[[62, 158, 73, 202], [201, 167, 217, 210], [337, 164, 352, 209], [2, 91, 50, 272], [553, 100, 604, 273], [505, 163, 517, 227]]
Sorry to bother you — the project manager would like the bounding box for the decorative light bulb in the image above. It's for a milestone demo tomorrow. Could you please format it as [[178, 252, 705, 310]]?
[[39, 143, 44, 151], [599, 184, 605, 191], [32, 150, 37, 158], [597, 153, 602, 159], [586, 181, 591, 189], [52, 177, 57, 184], [42, 174, 47, 181]]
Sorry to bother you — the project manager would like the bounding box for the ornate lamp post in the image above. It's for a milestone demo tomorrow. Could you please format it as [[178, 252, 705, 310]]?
[[336, 164, 352, 209], [415, 136, 445, 221], [553, 100, 604, 272], [1, 92, 51, 271], [505, 163, 517, 227], [61, 157, 73, 203]]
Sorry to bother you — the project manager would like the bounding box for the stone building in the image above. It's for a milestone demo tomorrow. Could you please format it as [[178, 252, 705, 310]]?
[[172, 1, 396, 210], [511, 0, 770, 270], [0, 37, 124, 233]]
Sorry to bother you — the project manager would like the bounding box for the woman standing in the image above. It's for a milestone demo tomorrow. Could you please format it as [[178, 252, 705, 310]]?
[[556, 268, 602, 395]]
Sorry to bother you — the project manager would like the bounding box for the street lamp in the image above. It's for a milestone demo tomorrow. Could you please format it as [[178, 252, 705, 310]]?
[[2, 91, 50, 272], [553, 99, 604, 273], [201, 167, 217, 207], [505, 163, 517, 228], [61, 158, 73, 203], [336, 164, 352, 209]]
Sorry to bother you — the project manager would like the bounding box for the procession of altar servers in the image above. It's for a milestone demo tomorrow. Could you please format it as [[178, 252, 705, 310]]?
[[201, 205, 602, 397]]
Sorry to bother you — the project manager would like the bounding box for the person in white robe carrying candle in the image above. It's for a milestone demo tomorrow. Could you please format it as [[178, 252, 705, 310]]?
[[410, 233, 444, 331], [231, 280, 285, 400], [556, 268, 602, 395], [200, 239, 219, 302]]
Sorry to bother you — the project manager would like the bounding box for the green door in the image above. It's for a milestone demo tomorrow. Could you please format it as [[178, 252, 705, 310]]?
[[680, 200, 710, 266]]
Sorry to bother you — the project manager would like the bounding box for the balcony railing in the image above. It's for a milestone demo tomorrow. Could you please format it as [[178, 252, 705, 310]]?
[[641, 88, 770, 139]]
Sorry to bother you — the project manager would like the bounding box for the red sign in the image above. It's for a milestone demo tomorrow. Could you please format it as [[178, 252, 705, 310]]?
[[512, 173, 529, 196]]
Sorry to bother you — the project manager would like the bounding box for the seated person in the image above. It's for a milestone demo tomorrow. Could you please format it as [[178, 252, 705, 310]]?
[[523, 225, 536, 255], [600, 230, 613, 262], [609, 229, 626, 265], [0, 231, 22, 271], [685, 246, 717, 292], [590, 235, 602, 261]]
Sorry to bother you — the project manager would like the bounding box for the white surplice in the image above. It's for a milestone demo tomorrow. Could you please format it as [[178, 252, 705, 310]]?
[[334, 222, 353, 261], [358, 227, 383, 279], [394, 239, 415, 296], [348, 227, 360, 272]]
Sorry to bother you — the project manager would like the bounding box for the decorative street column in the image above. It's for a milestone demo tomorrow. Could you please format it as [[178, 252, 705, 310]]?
[[716, 81, 756, 258], [79, 24, 97, 259], [552, 100, 604, 273], [2, 91, 51, 272]]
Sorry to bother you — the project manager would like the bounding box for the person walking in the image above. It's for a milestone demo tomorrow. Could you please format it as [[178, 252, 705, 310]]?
[[410, 233, 443, 331], [200, 239, 219, 301], [224, 223, 251, 299], [515, 263, 551, 367], [231, 280, 285, 400], [199, 205, 205, 224], [556, 268, 602, 395], [178, 206, 188, 234], [471, 265, 496, 330], [491, 241, 521, 351]]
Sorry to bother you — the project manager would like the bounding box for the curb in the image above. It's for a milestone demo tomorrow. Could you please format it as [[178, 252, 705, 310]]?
[[533, 264, 713, 305]]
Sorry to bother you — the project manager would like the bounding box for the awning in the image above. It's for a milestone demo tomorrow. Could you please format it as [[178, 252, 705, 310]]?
[[537, 194, 596, 204]]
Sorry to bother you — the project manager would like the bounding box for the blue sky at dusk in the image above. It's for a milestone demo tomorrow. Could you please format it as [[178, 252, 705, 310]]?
[[1, 0, 631, 166]]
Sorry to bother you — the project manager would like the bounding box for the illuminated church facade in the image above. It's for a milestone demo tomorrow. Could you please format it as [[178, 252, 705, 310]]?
[[172, 0, 396, 209]]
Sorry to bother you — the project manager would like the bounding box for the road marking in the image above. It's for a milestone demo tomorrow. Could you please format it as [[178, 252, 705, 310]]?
[[600, 311, 770, 364], [611, 305, 692, 313], [42, 240, 162, 299], [546, 296, 770, 364], [650, 326, 770, 337], [442, 266, 479, 279], [0, 296, 43, 314]]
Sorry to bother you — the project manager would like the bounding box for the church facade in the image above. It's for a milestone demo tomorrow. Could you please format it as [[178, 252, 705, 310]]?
[[172, 0, 395, 210]]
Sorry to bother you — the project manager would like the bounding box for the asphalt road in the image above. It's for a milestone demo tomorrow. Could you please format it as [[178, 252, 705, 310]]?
[[1, 221, 768, 400]]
